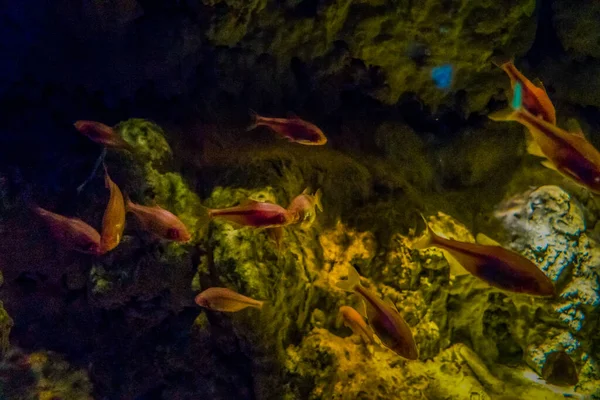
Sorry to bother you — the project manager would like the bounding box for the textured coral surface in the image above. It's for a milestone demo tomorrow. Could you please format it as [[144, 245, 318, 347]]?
[[1, 0, 600, 399]]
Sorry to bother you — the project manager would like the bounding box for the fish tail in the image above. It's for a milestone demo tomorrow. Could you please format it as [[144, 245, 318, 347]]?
[[413, 213, 436, 250], [314, 188, 323, 212], [255, 300, 265, 310], [488, 82, 524, 122], [336, 265, 361, 292], [247, 109, 262, 131]]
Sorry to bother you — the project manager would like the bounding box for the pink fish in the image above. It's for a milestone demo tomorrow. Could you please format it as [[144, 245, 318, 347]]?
[[195, 287, 264, 312], [287, 188, 323, 225], [247, 110, 327, 145], [337, 266, 419, 360], [74, 120, 134, 151], [126, 199, 191, 242], [208, 199, 293, 228], [31, 205, 101, 255]]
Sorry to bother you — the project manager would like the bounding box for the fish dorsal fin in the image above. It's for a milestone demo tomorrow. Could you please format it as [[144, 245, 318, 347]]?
[[475, 233, 501, 246], [526, 138, 546, 158], [383, 296, 399, 312], [287, 112, 301, 120], [532, 78, 547, 92], [239, 199, 260, 206], [566, 118, 585, 138], [302, 187, 310, 195]]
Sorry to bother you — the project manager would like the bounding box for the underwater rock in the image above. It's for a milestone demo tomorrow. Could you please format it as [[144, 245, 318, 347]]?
[[202, 0, 537, 112], [494, 185, 600, 390]]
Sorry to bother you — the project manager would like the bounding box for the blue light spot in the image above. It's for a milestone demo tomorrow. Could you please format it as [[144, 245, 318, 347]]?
[[512, 82, 523, 110], [431, 64, 453, 89]]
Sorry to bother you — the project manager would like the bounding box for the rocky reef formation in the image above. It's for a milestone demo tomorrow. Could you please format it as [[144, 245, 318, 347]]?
[[3, 120, 598, 398], [2, 1, 600, 399]]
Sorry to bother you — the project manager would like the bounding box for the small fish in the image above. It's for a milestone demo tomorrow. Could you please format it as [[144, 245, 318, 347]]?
[[195, 287, 264, 312], [74, 120, 134, 151], [126, 198, 191, 242], [336, 266, 419, 360], [413, 215, 555, 297], [207, 199, 293, 228], [541, 350, 579, 386], [99, 167, 126, 254], [490, 83, 600, 194], [338, 305, 374, 344], [287, 188, 323, 226], [31, 205, 101, 254], [247, 110, 327, 145], [431, 64, 453, 89], [492, 57, 556, 124]]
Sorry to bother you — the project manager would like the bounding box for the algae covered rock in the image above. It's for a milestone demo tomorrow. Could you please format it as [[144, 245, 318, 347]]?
[[202, 0, 536, 112], [494, 185, 600, 392]]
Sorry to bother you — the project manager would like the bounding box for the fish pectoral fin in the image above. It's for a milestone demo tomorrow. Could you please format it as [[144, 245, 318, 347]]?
[[441, 249, 470, 276], [526, 139, 546, 158], [566, 118, 586, 138], [354, 296, 367, 319], [475, 233, 502, 247], [541, 160, 558, 171]]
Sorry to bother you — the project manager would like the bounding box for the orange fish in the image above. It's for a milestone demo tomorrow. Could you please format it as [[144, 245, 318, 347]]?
[[414, 215, 555, 297], [208, 199, 293, 228], [287, 188, 323, 226], [493, 58, 556, 125], [195, 287, 264, 312], [338, 305, 374, 345], [337, 266, 418, 360], [126, 199, 191, 242], [491, 83, 600, 194], [248, 110, 327, 145], [99, 167, 126, 253], [31, 205, 101, 254], [74, 120, 134, 151]]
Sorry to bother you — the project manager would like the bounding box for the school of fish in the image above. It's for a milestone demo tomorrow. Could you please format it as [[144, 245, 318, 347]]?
[[23, 60, 587, 378]]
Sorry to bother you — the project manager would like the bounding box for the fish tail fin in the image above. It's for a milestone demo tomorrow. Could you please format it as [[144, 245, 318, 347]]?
[[413, 213, 436, 250], [314, 188, 323, 212], [247, 109, 262, 131], [488, 82, 524, 122], [336, 265, 361, 292]]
